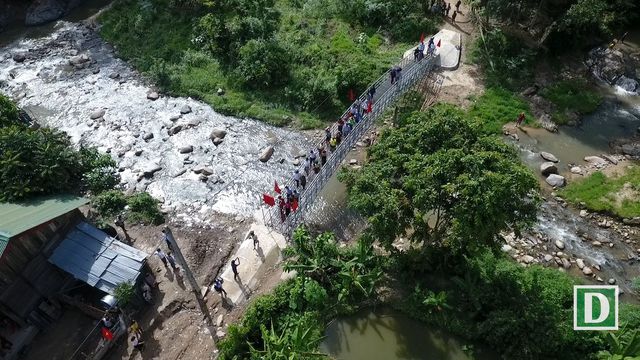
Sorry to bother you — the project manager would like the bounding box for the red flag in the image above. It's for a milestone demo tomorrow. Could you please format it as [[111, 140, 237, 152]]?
[[292, 199, 299, 211], [366, 100, 373, 113], [348, 88, 355, 102], [101, 327, 114, 341], [437, 39, 441, 47], [274, 180, 281, 194], [419, 33, 425, 43], [263, 193, 275, 207]]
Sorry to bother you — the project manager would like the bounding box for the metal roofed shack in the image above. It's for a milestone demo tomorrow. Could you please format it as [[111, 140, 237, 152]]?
[[49, 221, 147, 295]]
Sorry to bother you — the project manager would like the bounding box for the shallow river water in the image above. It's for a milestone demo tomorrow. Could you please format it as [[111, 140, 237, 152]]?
[[0, 21, 315, 224]]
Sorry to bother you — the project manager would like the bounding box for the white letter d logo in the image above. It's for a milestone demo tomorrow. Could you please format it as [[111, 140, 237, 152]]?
[[584, 293, 609, 323]]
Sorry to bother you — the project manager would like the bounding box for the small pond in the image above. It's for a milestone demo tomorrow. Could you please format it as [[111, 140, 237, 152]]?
[[320, 309, 498, 360]]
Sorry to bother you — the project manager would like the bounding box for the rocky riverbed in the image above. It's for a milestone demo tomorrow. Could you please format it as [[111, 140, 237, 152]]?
[[0, 22, 315, 224]]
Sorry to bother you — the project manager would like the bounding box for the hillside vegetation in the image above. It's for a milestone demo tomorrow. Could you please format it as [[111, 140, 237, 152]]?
[[99, 0, 440, 128]]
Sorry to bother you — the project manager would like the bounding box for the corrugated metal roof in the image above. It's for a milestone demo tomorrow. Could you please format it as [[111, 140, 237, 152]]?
[[0, 195, 89, 239], [49, 222, 148, 295]]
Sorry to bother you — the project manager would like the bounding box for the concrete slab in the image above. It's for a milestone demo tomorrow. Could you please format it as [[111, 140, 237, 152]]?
[[211, 214, 287, 305], [403, 29, 461, 70], [434, 29, 461, 69]]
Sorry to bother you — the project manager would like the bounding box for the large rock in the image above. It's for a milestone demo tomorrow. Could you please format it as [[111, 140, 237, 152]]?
[[576, 258, 585, 269], [25, 0, 65, 26], [259, 146, 274, 162], [179, 145, 193, 154], [584, 156, 606, 164], [142, 165, 162, 178], [545, 174, 566, 187], [168, 125, 183, 136], [90, 109, 105, 120], [540, 152, 558, 163], [582, 267, 593, 276], [620, 143, 640, 157], [212, 137, 224, 146], [521, 255, 535, 264], [147, 91, 159, 100], [587, 47, 626, 84], [615, 75, 639, 93], [540, 162, 558, 176], [210, 128, 227, 140], [555, 240, 565, 250], [12, 53, 26, 63], [180, 105, 192, 114]]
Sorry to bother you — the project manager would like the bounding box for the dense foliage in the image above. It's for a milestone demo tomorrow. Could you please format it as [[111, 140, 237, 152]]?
[[470, 28, 537, 90], [340, 104, 540, 252], [396, 248, 608, 359], [99, 0, 439, 127], [218, 229, 382, 359], [474, 0, 638, 52], [0, 98, 119, 202], [93, 190, 164, 225]]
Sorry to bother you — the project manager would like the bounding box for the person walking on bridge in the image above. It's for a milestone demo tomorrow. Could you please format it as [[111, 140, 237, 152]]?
[[390, 66, 397, 85], [445, 3, 451, 17], [451, 10, 457, 23], [455, 0, 461, 12], [293, 170, 301, 188], [367, 85, 376, 102]]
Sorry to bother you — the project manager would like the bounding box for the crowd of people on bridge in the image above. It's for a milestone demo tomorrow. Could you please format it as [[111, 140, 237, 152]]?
[[265, 86, 380, 223], [265, 37, 433, 225]]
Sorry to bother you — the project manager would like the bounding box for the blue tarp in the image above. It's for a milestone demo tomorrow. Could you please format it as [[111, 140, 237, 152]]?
[[49, 221, 148, 295]]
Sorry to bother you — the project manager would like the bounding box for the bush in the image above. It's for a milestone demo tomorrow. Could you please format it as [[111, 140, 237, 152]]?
[[126, 192, 164, 225], [235, 39, 290, 89], [79, 147, 119, 194], [114, 282, 136, 308], [0, 94, 20, 128], [93, 190, 127, 218], [0, 126, 83, 202]]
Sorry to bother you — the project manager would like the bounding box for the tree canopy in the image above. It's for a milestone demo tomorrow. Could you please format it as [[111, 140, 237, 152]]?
[[0, 95, 118, 202], [340, 104, 540, 252]]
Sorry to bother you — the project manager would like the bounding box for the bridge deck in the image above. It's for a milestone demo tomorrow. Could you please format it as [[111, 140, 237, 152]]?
[[262, 34, 455, 236]]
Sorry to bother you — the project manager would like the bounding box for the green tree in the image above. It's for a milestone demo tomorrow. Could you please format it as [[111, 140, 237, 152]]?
[[235, 39, 290, 89], [79, 147, 119, 194], [197, 0, 280, 62], [0, 94, 20, 128], [0, 126, 83, 201], [340, 104, 540, 252]]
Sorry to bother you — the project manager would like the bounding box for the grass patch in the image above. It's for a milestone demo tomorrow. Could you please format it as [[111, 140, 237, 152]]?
[[561, 166, 640, 218], [99, 0, 439, 128], [468, 87, 534, 134], [541, 79, 603, 125]]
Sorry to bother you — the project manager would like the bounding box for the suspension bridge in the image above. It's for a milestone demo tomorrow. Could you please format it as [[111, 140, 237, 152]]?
[[260, 29, 460, 237]]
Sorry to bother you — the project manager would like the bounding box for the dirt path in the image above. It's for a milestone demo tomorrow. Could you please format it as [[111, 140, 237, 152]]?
[[437, 3, 484, 108]]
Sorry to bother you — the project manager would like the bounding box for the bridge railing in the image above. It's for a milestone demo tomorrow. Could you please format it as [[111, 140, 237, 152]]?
[[263, 51, 439, 236]]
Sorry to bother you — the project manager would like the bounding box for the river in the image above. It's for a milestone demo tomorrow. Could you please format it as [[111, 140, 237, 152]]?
[[0, 11, 315, 225]]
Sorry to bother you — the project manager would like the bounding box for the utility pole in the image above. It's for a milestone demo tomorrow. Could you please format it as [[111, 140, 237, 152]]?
[[163, 226, 216, 341]]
